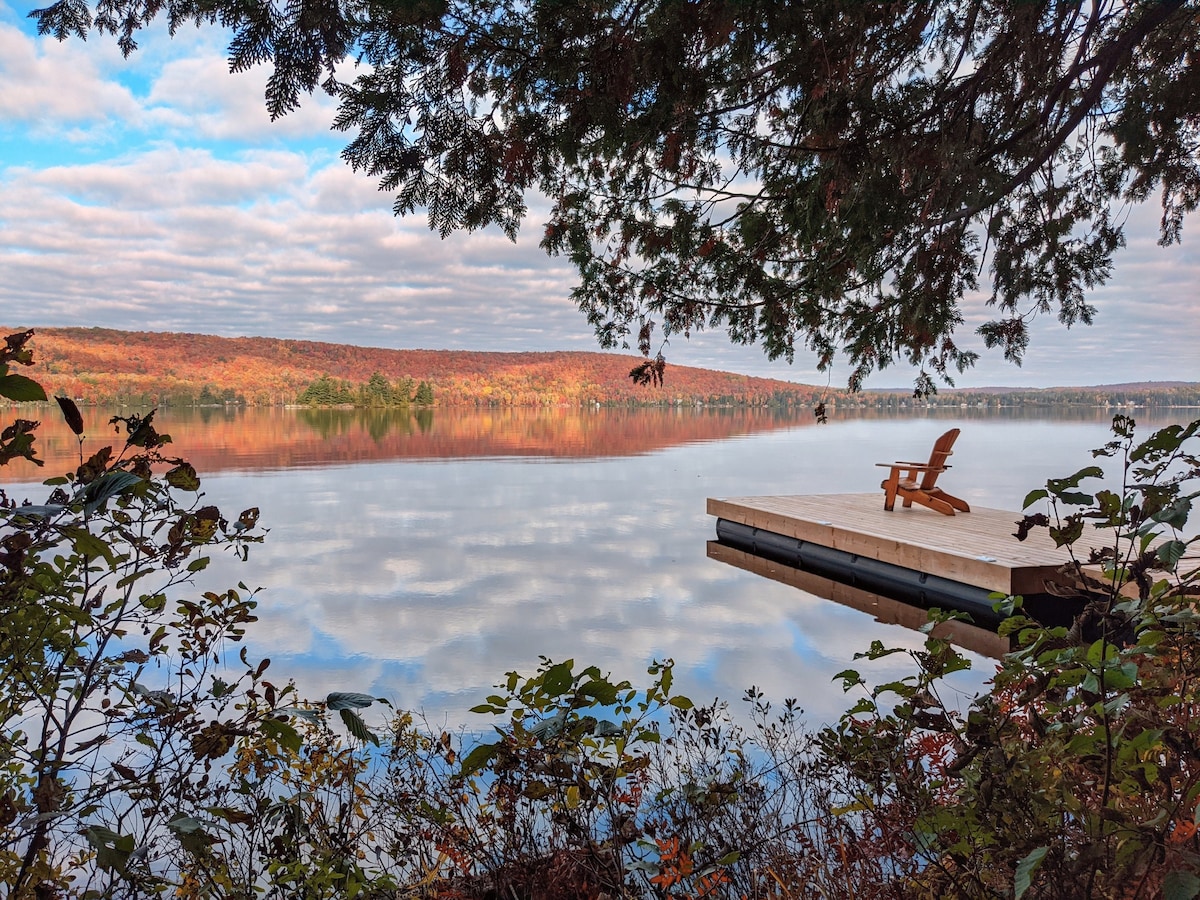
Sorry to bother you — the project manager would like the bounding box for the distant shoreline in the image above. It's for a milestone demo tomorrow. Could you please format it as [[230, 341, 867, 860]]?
[[3, 325, 1197, 409]]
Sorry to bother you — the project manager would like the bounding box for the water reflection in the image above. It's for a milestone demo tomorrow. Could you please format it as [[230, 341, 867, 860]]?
[[3, 403, 1176, 481], [707, 542, 1011, 660], [7, 405, 813, 478], [3, 407, 1191, 727]]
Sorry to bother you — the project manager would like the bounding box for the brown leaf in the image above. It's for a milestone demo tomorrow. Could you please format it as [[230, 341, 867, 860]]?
[[77, 446, 114, 485], [55, 396, 85, 436], [1012, 513, 1049, 541]]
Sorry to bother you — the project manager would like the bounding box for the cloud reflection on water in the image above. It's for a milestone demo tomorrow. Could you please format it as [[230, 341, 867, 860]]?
[[159, 408, 1190, 727], [4, 407, 1186, 725]]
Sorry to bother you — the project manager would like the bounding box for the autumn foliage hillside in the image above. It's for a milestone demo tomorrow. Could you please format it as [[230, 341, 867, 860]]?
[[18, 327, 824, 407]]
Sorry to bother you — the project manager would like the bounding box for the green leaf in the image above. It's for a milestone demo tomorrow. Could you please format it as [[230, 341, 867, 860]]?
[[260, 718, 303, 754], [186, 556, 210, 573], [116, 568, 154, 589], [60, 525, 112, 563], [275, 706, 320, 724], [845, 698, 876, 716], [1049, 515, 1084, 547], [1014, 846, 1048, 899], [81, 470, 143, 512], [1131, 422, 1197, 463], [56, 396, 85, 435], [668, 695, 694, 710], [141, 593, 166, 612], [1047, 466, 1104, 494], [1164, 870, 1200, 900], [1086, 639, 1118, 665], [633, 728, 661, 744], [833, 668, 861, 687], [579, 678, 619, 705], [1022, 488, 1049, 508], [460, 741, 499, 775], [855, 640, 904, 660], [326, 691, 382, 711], [1055, 491, 1094, 507], [0, 372, 48, 401], [874, 680, 915, 698], [1157, 540, 1188, 571], [167, 815, 207, 835], [541, 660, 575, 697], [86, 826, 135, 874], [339, 708, 378, 745], [659, 663, 673, 696]]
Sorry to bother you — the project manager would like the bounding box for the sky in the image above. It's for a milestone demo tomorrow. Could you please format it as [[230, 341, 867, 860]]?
[[1, 4, 1197, 389]]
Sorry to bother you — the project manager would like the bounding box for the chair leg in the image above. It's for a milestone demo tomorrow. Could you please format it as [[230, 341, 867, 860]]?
[[906, 490, 956, 516], [931, 489, 970, 513], [926, 495, 956, 516], [881, 474, 899, 511]]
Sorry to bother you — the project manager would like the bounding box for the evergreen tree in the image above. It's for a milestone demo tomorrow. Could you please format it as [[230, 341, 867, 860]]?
[[31, 1, 1200, 388], [361, 372, 393, 407]]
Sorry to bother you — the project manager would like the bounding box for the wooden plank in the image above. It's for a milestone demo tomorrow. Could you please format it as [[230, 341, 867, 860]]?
[[707, 541, 1011, 659], [707, 493, 1075, 596]]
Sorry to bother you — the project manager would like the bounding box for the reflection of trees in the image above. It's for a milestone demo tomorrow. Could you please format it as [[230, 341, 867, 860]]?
[[364, 407, 410, 443], [298, 408, 418, 443], [299, 409, 358, 440], [6, 405, 1191, 481]]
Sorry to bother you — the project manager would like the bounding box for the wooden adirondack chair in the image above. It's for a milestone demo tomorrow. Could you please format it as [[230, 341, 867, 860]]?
[[876, 428, 970, 516]]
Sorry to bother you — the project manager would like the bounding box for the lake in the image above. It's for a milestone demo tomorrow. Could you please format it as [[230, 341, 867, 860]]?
[[3, 404, 1193, 727]]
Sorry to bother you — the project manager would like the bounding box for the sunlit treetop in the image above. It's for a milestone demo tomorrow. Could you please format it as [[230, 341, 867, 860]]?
[[32, 0, 1200, 392]]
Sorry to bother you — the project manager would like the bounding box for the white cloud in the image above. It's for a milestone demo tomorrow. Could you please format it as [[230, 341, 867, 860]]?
[[146, 52, 340, 140], [0, 16, 141, 132]]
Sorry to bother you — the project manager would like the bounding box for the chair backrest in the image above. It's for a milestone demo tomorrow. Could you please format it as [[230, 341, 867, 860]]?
[[920, 428, 960, 490]]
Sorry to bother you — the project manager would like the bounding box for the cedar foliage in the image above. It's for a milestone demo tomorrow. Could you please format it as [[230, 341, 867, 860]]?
[[31, 1, 1200, 392]]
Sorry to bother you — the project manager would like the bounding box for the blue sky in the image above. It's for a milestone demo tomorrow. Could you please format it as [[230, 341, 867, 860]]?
[[1, 3, 1197, 388]]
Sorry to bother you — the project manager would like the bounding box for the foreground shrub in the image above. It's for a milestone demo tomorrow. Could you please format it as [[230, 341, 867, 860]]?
[[817, 415, 1200, 899], [4, 330, 1197, 898]]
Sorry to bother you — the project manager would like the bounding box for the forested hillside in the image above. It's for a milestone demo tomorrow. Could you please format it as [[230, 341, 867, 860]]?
[[18, 327, 824, 407], [6, 327, 1198, 409]]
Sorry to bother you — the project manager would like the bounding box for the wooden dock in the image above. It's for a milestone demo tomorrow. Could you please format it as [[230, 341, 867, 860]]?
[[707, 493, 1084, 598]]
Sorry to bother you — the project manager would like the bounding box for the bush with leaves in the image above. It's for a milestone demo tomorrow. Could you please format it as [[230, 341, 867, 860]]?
[[817, 415, 1200, 899], [0, 331, 273, 896]]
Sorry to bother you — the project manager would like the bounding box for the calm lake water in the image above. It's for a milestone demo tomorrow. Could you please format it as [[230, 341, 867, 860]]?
[[4, 404, 1194, 726]]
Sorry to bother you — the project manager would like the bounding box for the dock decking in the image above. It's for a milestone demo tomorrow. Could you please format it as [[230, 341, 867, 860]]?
[[707, 493, 1086, 597]]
